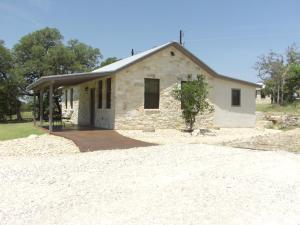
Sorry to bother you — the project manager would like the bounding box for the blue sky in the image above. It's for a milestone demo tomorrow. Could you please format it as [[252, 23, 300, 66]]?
[[0, 0, 299, 82]]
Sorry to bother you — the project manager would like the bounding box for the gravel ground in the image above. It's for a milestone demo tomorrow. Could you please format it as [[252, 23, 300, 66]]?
[[0, 134, 79, 156], [118, 128, 281, 145], [1, 144, 300, 225]]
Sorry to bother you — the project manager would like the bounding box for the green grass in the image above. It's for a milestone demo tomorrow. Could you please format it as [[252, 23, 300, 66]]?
[[0, 122, 46, 141], [256, 102, 300, 114], [7, 111, 33, 121]]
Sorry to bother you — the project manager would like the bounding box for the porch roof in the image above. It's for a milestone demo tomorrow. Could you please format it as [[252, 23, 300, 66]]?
[[27, 71, 111, 91]]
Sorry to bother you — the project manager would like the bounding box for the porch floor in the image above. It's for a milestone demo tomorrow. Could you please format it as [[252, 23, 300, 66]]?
[[50, 127, 156, 152]]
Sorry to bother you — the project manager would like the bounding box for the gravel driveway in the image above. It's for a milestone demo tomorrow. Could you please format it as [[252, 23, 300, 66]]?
[[1, 144, 300, 225]]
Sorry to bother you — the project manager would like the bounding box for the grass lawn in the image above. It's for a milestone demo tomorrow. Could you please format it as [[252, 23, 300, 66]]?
[[0, 122, 46, 141], [256, 102, 300, 114], [8, 111, 33, 121]]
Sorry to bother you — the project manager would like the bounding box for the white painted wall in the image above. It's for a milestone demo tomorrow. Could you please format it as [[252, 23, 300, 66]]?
[[212, 78, 256, 127]]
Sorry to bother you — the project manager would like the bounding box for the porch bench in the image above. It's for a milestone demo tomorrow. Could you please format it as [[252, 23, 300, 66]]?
[[62, 110, 74, 127]]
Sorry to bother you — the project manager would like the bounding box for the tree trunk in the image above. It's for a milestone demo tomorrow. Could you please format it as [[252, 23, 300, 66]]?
[[15, 100, 22, 121], [277, 84, 280, 105], [37, 95, 40, 119], [281, 77, 285, 105]]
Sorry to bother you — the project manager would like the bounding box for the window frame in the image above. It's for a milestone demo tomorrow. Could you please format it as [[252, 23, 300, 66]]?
[[231, 88, 241, 107], [144, 78, 160, 109], [106, 78, 111, 109], [98, 80, 103, 109]]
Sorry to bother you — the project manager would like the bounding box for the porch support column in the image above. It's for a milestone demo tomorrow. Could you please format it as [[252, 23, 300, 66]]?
[[33, 93, 36, 126], [39, 89, 43, 126], [49, 83, 54, 132]]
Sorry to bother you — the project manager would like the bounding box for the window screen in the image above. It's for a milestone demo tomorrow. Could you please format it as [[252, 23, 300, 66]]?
[[144, 79, 160, 109], [98, 80, 103, 109], [106, 78, 111, 109], [232, 89, 241, 106]]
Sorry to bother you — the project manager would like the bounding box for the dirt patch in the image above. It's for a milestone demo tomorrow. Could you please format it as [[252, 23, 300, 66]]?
[[223, 128, 300, 153], [118, 128, 281, 145], [52, 129, 156, 152]]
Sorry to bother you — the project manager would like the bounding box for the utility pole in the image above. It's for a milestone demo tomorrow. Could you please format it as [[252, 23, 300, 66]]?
[[179, 30, 184, 46]]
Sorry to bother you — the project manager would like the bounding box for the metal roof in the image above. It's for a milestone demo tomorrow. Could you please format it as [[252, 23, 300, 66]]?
[[27, 41, 259, 91], [92, 42, 172, 73]]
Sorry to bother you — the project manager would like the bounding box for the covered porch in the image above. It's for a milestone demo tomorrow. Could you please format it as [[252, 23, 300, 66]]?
[[27, 71, 110, 132]]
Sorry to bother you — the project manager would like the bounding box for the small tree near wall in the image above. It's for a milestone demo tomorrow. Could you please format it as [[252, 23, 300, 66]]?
[[172, 74, 213, 131]]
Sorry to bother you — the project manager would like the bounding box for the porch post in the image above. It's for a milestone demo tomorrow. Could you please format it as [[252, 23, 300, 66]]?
[[39, 89, 43, 126], [33, 93, 36, 126], [49, 83, 54, 132]]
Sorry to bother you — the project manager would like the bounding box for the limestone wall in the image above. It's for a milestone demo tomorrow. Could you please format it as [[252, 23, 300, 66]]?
[[62, 75, 115, 129], [114, 45, 215, 130]]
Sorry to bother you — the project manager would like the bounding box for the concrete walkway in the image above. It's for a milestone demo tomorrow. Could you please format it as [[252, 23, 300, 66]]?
[[52, 129, 155, 152]]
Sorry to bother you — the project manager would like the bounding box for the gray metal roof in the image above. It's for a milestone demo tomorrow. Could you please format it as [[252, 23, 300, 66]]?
[[92, 42, 172, 73], [27, 41, 259, 91]]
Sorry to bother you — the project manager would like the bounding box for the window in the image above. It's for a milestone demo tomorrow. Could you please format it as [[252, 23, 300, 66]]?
[[98, 80, 103, 109], [65, 89, 68, 109], [181, 81, 187, 109], [231, 89, 241, 106], [70, 88, 73, 109], [144, 78, 160, 109], [106, 78, 111, 109]]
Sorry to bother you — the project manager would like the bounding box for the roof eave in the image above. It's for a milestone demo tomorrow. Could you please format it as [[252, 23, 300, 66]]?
[[217, 74, 261, 87], [27, 71, 112, 91]]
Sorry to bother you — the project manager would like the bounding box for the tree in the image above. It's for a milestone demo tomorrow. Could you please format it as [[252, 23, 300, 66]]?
[[46, 44, 76, 75], [0, 41, 22, 121], [68, 39, 102, 72], [13, 27, 63, 92], [254, 51, 285, 104], [100, 57, 119, 67], [255, 44, 300, 105], [13, 27, 102, 118], [13, 28, 102, 92], [285, 64, 300, 102], [172, 74, 213, 131]]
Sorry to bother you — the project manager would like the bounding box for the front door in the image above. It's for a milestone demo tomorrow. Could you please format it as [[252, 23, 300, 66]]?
[[90, 88, 95, 126]]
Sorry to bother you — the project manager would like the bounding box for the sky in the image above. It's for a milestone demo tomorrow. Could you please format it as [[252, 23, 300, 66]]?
[[0, 0, 299, 82]]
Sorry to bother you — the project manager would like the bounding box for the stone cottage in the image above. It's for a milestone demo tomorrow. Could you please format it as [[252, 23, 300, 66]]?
[[28, 41, 259, 131]]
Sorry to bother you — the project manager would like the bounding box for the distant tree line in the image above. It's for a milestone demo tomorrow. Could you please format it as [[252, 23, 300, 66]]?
[[0, 27, 118, 121], [255, 44, 300, 105]]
